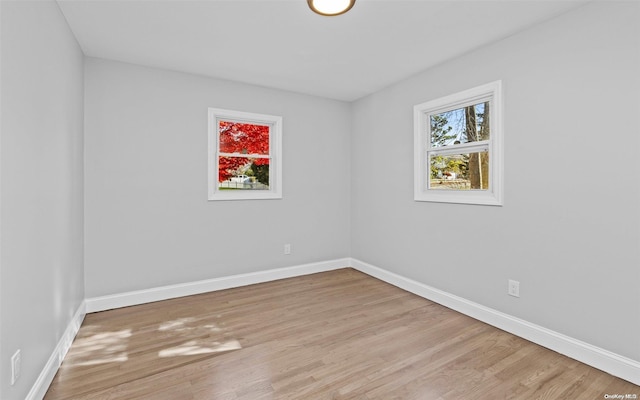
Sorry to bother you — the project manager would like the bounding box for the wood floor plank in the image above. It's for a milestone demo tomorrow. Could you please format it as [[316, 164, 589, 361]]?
[[44, 269, 639, 399]]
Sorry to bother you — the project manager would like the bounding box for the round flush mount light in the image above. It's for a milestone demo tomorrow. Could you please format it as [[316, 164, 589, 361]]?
[[307, 0, 356, 16]]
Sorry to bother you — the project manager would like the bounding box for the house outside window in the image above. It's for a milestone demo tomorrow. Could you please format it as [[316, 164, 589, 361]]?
[[208, 108, 282, 200], [414, 81, 503, 205]]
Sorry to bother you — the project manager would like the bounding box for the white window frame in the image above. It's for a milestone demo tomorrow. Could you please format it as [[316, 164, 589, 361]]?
[[413, 80, 503, 206], [208, 108, 282, 201]]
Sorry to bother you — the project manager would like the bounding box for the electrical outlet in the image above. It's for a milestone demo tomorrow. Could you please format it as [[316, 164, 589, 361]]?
[[284, 243, 291, 255], [11, 349, 21, 385], [508, 279, 520, 298]]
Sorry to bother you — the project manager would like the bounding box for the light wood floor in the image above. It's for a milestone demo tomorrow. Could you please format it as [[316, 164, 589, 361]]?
[[45, 269, 639, 399]]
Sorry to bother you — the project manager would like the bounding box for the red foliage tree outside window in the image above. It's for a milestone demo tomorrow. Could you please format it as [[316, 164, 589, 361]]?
[[217, 121, 270, 184]]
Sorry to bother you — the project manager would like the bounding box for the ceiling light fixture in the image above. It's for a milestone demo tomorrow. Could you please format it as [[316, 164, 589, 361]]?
[[307, 0, 356, 16]]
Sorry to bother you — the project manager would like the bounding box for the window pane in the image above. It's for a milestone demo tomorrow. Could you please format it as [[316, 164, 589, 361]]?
[[430, 102, 490, 148], [429, 151, 489, 190], [218, 156, 269, 190], [219, 121, 270, 155]]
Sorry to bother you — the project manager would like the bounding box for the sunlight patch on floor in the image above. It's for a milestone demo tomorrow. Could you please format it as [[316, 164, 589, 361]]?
[[158, 339, 242, 358], [158, 317, 222, 333], [156, 317, 241, 358], [70, 328, 132, 366]]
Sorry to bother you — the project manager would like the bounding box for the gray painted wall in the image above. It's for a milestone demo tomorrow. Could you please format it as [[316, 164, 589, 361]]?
[[84, 58, 351, 298], [0, 1, 85, 399], [350, 1, 640, 361]]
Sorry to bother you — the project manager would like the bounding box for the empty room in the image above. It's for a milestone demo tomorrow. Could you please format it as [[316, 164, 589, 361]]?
[[1, 0, 639, 399]]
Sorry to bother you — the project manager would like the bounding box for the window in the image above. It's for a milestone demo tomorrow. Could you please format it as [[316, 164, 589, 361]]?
[[414, 81, 503, 205], [208, 108, 282, 200]]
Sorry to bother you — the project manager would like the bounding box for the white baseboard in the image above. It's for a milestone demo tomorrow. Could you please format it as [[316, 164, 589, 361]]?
[[86, 258, 350, 313], [350, 258, 640, 386], [67, 257, 640, 389], [26, 301, 86, 400]]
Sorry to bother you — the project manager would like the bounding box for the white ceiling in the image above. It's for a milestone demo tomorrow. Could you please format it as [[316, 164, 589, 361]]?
[[57, 0, 588, 101]]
